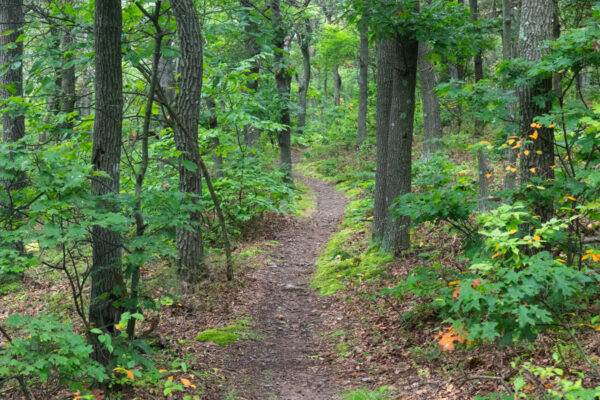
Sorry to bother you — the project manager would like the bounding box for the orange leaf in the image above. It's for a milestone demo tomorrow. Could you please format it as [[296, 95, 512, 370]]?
[[471, 278, 482, 289], [436, 327, 467, 352], [158, 369, 167, 373], [492, 252, 501, 259], [565, 196, 576, 201], [180, 378, 196, 388], [452, 286, 461, 301], [113, 367, 134, 380]]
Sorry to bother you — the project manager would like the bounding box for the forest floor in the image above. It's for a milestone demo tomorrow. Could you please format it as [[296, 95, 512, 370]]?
[[189, 156, 349, 399]]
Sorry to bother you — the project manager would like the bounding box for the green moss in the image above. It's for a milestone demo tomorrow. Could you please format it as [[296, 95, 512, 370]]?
[[311, 228, 393, 296], [195, 325, 248, 346], [195, 329, 239, 346], [238, 247, 264, 258], [342, 388, 390, 400]]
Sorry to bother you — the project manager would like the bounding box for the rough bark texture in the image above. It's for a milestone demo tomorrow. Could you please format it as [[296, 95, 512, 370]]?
[[470, 0, 490, 212], [61, 30, 76, 116], [271, 0, 292, 182], [0, 0, 25, 145], [372, 39, 394, 242], [171, 0, 205, 281], [357, 24, 368, 146], [518, 0, 556, 220], [373, 27, 419, 253], [89, 0, 123, 364], [417, 40, 442, 161], [240, 0, 261, 148], [333, 65, 341, 106], [297, 20, 311, 135], [206, 97, 223, 178], [502, 0, 518, 191]]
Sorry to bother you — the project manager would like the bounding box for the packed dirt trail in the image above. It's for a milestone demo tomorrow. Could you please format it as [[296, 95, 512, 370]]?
[[212, 154, 347, 399]]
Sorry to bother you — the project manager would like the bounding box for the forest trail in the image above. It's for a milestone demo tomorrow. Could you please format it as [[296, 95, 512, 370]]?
[[213, 153, 347, 399]]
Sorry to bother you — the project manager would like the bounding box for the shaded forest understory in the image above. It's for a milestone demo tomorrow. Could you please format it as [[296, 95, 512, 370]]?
[[2, 0, 600, 399]]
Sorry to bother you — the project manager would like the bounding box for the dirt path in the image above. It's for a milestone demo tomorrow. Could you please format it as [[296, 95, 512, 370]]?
[[213, 158, 347, 399]]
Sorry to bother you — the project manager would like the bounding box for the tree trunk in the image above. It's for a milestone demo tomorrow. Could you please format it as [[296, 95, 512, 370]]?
[[373, 26, 419, 253], [61, 30, 76, 117], [240, 0, 261, 148], [206, 97, 223, 178], [0, 0, 25, 145], [470, 0, 490, 212], [171, 0, 205, 281], [89, 0, 123, 365], [357, 24, 368, 146], [333, 65, 341, 106], [372, 39, 394, 243], [417, 40, 442, 161], [271, 0, 292, 183], [518, 0, 555, 221], [297, 20, 311, 135], [502, 0, 518, 191]]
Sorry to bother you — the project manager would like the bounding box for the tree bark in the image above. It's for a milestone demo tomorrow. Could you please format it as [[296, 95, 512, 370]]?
[[333, 64, 341, 106], [271, 0, 292, 183], [417, 39, 442, 161], [170, 0, 205, 281], [0, 0, 25, 145], [470, 0, 490, 212], [61, 29, 76, 117], [240, 0, 261, 148], [89, 0, 123, 365], [297, 20, 311, 135], [373, 22, 419, 253], [357, 24, 368, 146], [502, 0, 518, 191], [518, 0, 555, 220]]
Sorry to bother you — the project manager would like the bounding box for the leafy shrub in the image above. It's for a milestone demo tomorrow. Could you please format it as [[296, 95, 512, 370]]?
[[0, 314, 107, 390]]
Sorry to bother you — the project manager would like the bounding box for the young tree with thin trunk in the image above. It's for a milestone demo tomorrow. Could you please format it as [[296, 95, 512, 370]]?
[[417, 32, 442, 160], [502, 0, 518, 191], [170, 0, 205, 281], [89, 0, 124, 364]]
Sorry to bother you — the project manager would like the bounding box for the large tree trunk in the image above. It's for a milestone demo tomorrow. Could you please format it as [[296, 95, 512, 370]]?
[[271, 0, 292, 183], [502, 0, 518, 191], [240, 0, 261, 148], [417, 40, 442, 161], [372, 39, 395, 242], [373, 27, 419, 253], [333, 65, 341, 106], [470, 0, 490, 212], [171, 0, 205, 281], [357, 24, 368, 146], [518, 0, 556, 221], [297, 20, 311, 135], [0, 0, 25, 145], [89, 0, 123, 365]]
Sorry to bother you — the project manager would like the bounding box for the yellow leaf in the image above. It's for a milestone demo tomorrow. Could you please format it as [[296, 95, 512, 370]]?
[[180, 378, 196, 388], [167, 376, 173, 380], [556, 258, 566, 263], [549, 124, 555, 128], [115, 324, 122, 330], [485, 173, 492, 178], [524, 150, 530, 156], [566, 196, 576, 201], [512, 142, 521, 149], [527, 184, 534, 188], [479, 140, 490, 145], [530, 168, 536, 173], [529, 130, 538, 139], [533, 235, 541, 241], [536, 150, 543, 155], [119, 190, 126, 194], [530, 122, 537, 128], [448, 281, 460, 286], [509, 229, 518, 235], [508, 139, 515, 145], [158, 369, 167, 373], [509, 167, 517, 173], [582, 255, 590, 261]]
